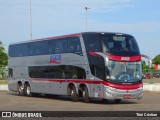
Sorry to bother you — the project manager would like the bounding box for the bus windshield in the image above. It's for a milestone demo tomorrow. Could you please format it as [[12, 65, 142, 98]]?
[[106, 61, 142, 83], [101, 34, 140, 56]]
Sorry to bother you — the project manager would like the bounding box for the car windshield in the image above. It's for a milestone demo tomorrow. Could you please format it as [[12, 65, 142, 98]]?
[[101, 34, 140, 56], [106, 61, 142, 83]]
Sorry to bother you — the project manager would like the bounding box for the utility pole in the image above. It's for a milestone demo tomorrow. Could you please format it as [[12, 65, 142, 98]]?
[[29, 0, 32, 40], [85, 7, 90, 32]]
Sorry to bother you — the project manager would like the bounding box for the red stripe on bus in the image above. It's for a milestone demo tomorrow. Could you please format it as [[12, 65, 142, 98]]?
[[102, 81, 142, 90], [31, 78, 142, 90], [88, 51, 101, 57]]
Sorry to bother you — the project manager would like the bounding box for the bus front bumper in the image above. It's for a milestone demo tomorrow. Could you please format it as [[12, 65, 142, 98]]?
[[104, 86, 143, 100]]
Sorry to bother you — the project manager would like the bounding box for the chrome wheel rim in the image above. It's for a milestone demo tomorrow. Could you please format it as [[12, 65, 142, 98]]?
[[19, 85, 23, 94], [27, 86, 31, 95], [82, 91, 85, 98]]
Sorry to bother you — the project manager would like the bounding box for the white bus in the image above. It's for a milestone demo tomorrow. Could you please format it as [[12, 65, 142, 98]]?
[[8, 32, 152, 102]]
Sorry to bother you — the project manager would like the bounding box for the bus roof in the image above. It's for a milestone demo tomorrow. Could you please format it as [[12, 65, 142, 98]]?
[[9, 32, 133, 45]]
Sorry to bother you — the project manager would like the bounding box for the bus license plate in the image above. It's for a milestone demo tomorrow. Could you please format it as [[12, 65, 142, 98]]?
[[124, 94, 131, 99]]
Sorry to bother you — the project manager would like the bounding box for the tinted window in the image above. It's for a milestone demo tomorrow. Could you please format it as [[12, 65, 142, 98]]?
[[28, 41, 53, 56], [9, 45, 15, 57], [46, 40, 55, 54], [82, 33, 102, 52], [9, 37, 82, 57], [9, 40, 55, 57], [102, 34, 140, 56], [29, 65, 86, 79], [55, 39, 67, 54], [68, 37, 82, 54]]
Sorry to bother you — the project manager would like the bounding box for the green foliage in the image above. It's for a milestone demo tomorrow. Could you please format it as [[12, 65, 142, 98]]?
[[0, 41, 8, 78], [152, 54, 160, 64], [0, 41, 8, 66], [142, 60, 154, 72]]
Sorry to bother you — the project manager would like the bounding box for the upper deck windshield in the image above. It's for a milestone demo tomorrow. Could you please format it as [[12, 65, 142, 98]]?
[[102, 34, 140, 56]]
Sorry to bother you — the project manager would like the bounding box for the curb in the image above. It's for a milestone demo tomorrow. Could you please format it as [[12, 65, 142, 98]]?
[[0, 84, 160, 92], [143, 83, 160, 92], [0, 85, 8, 91]]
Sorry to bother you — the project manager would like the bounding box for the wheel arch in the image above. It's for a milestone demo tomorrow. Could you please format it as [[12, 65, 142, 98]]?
[[17, 81, 24, 91], [78, 83, 90, 97], [67, 83, 78, 96]]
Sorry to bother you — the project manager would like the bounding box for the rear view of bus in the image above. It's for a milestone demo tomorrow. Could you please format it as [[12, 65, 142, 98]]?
[[82, 32, 151, 101]]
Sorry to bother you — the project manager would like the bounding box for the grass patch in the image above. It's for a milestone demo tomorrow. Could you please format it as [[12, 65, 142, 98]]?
[[143, 78, 160, 84], [0, 80, 7, 84]]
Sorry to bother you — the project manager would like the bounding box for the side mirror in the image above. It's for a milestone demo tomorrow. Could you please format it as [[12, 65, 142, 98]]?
[[141, 54, 152, 68]]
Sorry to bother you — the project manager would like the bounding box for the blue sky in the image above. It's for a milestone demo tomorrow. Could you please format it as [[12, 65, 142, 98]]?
[[0, 0, 160, 59]]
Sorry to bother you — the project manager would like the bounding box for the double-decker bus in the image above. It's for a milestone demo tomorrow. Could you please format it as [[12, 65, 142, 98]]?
[[8, 32, 152, 102]]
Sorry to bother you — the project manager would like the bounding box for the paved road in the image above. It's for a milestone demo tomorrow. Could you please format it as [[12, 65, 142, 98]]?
[[0, 91, 160, 111]]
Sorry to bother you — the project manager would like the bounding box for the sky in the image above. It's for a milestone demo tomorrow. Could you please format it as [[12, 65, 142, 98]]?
[[0, 0, 160, 59]]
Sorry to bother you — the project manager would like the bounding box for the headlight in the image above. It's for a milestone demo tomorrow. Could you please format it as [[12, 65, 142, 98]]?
[[105, 86, 116, 91], [137, 87, 143, 91]]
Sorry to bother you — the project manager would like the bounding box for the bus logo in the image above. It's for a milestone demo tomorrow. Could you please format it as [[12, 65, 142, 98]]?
[[121, 57, 130, 61], [50, 54, 62, 64]]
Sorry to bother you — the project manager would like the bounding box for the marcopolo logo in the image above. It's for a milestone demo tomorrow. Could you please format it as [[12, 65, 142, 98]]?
[[121, 57, 130, 61], [50, 54, 62, 64]]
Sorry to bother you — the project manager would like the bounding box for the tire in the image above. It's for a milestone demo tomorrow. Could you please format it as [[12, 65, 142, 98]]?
[[71, 85, 78, 102], [24, 83, 32, 97], [83, 86, 90, 103], [17, 83, 24, 96]]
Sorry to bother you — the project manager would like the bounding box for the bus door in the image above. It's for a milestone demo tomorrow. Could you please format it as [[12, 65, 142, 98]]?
[[88, 55, 105, 99]]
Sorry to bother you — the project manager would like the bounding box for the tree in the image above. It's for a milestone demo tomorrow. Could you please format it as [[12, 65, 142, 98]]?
[[152, 55, 160, 64], [142, 61, 150, 72], [0, 41, 8, 78], [0, 41, 8, 66], [142, 60, 154, 72]]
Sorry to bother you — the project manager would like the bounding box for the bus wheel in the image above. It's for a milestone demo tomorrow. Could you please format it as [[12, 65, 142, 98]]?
[[17, 83, 24, 96], [24, 83, 32, 97], [83, 86, 90, 103], [71, 85, 78, 102], [115, 99, 121, 103]]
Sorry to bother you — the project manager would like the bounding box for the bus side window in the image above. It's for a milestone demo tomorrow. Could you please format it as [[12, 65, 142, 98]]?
[[55, 39, 67, 54], [68, 37, 82, 54], [47, 40, 55, 54], [9, 45, 14, 57]]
